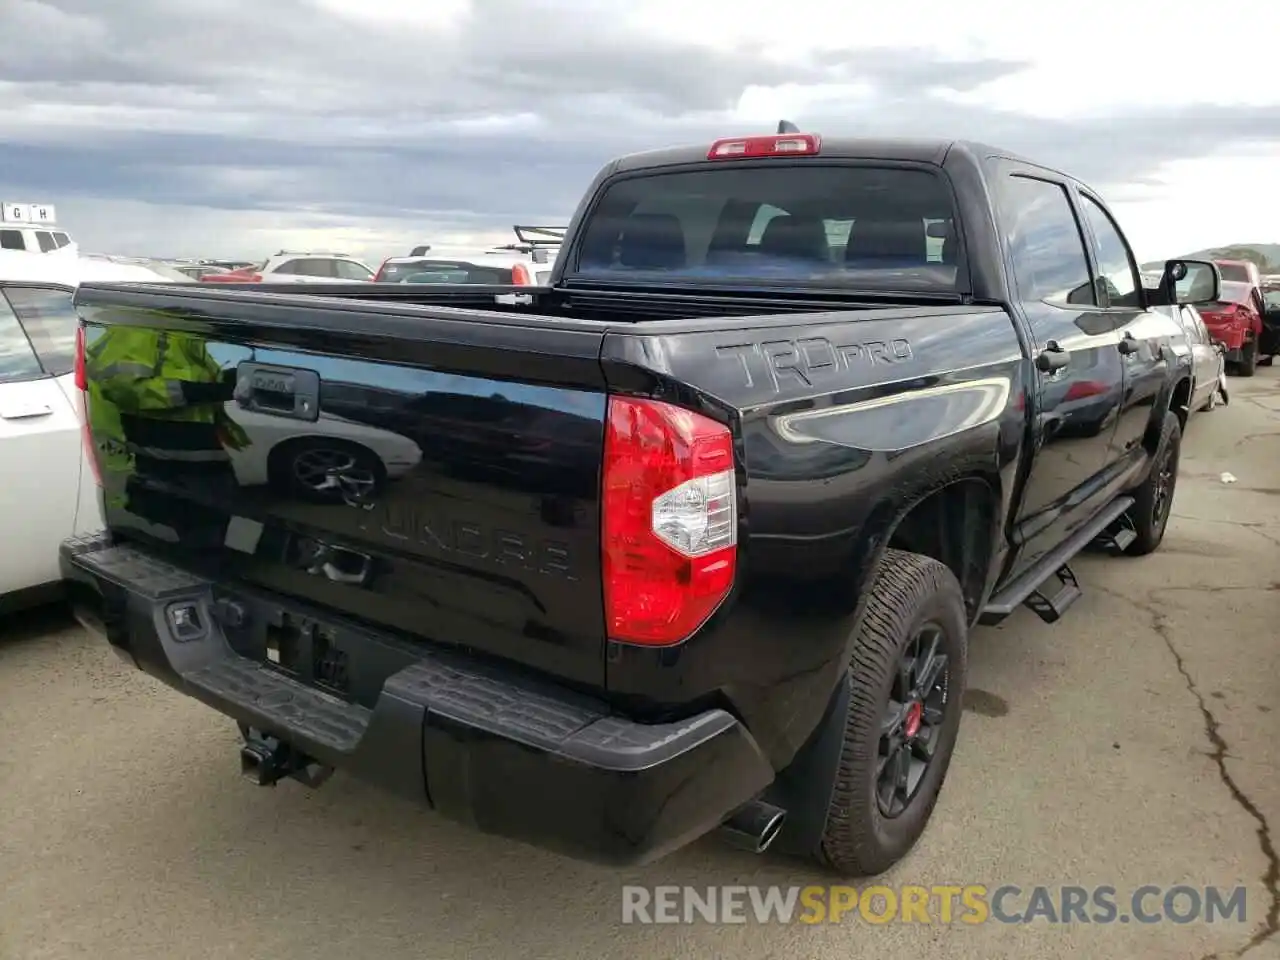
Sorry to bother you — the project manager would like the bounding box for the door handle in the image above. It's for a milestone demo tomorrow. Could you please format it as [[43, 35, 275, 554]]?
[[0, 404, 53, 420], [1035, 340, 1069, 372], [1118, 333, 1140, 356]]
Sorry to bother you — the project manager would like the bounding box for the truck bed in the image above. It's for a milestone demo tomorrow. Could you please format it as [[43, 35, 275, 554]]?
[[73, 281, 1024, 736]]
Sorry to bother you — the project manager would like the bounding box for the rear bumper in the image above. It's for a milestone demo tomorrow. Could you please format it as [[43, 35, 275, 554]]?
[[60, 533, 775, 867]]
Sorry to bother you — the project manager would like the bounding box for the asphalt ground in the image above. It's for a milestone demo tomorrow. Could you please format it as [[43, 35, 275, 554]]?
[[2, 370, 1278, 960]]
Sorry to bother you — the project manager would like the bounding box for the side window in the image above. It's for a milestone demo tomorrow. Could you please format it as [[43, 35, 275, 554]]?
[[296, 259, 334, 278], [0, 294, 45, 384], [35, 231, 57, 253], [0, 230, 24, 251], [3, 286, 78, 376], [274, 259, 304, 275], [333, 259, 372, 281], [1078, 194, 1141, 309], [52, 232, 71, 248], [997, 175, 1095, 306]]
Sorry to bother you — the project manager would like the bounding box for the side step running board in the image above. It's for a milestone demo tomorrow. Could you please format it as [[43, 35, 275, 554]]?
[[980, 496, 1135, 626], [1023, 565, 1081, 624]]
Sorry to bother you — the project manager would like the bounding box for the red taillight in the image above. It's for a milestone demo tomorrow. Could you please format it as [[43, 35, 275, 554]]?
[[73, 325, 86, 391], [602, 396, 738, 646], [73, 325, 102, 487], [1064, 379, 1107, 402], [511, 263, 532, 285], [707, 133, 821, 160]]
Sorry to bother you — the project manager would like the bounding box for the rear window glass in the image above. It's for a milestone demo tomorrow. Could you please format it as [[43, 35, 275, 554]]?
[[1217, 281, 1256, 306], [382, 259, 513, 284], [0, 230, 24, 251], [1218, 264, 1252, 283], [571, 165, 961, 290], [3, 286, 78, 376]]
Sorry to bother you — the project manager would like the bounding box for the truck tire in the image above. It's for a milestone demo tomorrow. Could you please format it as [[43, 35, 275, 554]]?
[[818, 549, 968, 877], [1123, 410, 1182, 556], [1238, 339, 1258, 377]]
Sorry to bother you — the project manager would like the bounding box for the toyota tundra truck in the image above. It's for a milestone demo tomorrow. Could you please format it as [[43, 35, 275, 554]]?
[[60, 131, 1220, 877]]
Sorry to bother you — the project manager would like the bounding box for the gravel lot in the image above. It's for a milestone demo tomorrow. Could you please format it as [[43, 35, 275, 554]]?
[[2, 372, 1278, 960]]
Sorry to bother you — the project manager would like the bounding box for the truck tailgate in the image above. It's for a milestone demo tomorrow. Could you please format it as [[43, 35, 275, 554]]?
[[74, 284, 610, 688]]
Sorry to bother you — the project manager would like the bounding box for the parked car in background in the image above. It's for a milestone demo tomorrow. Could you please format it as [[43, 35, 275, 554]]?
[[201, 252, 375, 284], [1199, 279, 1267, 376], [1214, 258, 1262, 287], [1260, 280, 1280, 360], [0, 202, 76, 257], [374, 226, 565, 286], [1175, 303, 1228, 412], [169, 263, 233, 281], [0, 249, 180, 612]]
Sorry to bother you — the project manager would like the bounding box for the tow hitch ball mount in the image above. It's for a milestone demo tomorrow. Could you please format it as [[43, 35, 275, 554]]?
[[237, 725, 334, 789]]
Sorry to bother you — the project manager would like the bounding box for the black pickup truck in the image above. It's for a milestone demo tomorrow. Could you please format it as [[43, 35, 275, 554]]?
[[61, 131, 1221, 877]]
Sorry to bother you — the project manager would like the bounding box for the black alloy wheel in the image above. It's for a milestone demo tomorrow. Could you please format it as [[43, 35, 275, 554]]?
[[877, 623, 950, 818]]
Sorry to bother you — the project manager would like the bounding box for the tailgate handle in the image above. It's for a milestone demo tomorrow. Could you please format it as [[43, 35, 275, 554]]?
[[0, 403, 53, 420], [233, 363, 321, 422]]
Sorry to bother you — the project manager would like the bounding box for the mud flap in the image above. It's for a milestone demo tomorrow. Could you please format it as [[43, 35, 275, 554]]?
[[1218, 371, 1231, 406], [761, 671, 852, 859]]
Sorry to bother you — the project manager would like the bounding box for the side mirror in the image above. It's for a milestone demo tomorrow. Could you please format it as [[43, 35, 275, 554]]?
[[1166, 258, 1221, 306]]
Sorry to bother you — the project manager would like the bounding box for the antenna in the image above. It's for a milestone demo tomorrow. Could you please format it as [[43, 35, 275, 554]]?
[[777, 120, 801, 134]]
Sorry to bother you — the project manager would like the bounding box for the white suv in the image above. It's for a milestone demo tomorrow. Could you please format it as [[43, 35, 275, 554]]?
[[204, 252, 375, 284]]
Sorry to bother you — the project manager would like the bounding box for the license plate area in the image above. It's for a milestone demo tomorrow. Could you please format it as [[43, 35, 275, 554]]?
[[265, 612, 351, 697], [211, 587, 428, 708]]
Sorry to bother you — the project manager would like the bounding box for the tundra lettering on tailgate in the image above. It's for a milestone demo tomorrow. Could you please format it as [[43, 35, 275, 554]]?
[[375, 505, 578, 580], [716, 336, 914, 392]]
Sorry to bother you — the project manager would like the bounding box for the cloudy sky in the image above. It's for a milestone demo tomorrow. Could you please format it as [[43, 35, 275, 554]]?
[[4, 0, 1279, 264]]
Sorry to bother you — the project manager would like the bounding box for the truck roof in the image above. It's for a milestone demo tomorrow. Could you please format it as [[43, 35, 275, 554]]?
[[605, 136, 1040, 177]]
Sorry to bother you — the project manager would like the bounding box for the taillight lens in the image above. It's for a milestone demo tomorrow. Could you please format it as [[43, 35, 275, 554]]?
[[511, 263, 532, 285], [707, 133, 821, 160], [73, 325, 86, 391], [1064, 379, 1107, 402], [74, 325, 102, 488], [602, 396, 738, 646]]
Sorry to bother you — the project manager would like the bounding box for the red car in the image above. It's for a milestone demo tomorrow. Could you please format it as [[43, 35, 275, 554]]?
[[1199, 278, 1267, 376], [200, 267, 262, 283]]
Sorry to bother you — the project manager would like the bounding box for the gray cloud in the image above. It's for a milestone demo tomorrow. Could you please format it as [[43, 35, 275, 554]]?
[[3, 0, 1279, 258]]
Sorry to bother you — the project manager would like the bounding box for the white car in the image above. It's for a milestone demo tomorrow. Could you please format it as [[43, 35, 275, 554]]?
[[207, 251, 375, 284], [0, 249, 179, 611], [373, 226, 565, 290], [224, 396, 423, 501], [1176, 303, 1229, 414]]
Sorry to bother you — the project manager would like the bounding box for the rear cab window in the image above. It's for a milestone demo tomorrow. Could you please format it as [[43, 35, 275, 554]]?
[[570, 164, 962, 291], [1218, 263, 1252, 284]]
